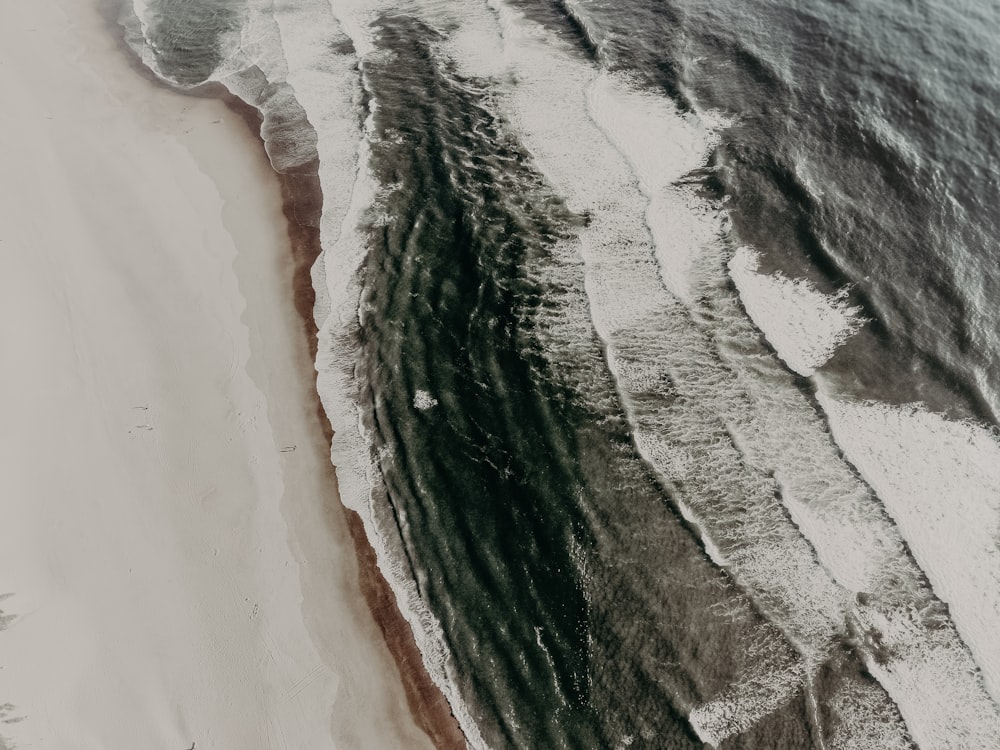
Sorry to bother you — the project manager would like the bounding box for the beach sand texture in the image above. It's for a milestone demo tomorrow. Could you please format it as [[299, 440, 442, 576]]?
[[0, 1, 444, 747]]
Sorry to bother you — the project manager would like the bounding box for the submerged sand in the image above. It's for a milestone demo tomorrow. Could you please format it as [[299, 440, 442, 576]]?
[[0, 1, 444, 747]]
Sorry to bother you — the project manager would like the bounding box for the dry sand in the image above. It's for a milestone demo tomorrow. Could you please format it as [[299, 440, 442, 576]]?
[[0, 1, 443, 747]]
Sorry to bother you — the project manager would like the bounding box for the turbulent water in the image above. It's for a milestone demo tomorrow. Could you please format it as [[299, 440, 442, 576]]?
[[123, 0, 1000, 746]]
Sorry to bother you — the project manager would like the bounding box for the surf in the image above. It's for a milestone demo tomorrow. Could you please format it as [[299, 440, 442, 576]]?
[[120, 0, 1000, 745]]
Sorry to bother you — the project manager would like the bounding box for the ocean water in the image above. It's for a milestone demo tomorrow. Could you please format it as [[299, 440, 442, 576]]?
[[121, 0, 1000, 746]]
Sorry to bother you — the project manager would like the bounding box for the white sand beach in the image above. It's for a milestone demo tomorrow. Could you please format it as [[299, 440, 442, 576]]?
[[0, 1, 440, 747]]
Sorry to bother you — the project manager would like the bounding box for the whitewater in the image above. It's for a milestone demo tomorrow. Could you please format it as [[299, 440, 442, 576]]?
[[123, 0, 1000, 746]]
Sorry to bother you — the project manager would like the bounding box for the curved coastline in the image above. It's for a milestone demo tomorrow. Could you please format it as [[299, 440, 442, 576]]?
[[214, 87, 468, 750], [24, 0, 999, 746], [106, 10, 469, 749]]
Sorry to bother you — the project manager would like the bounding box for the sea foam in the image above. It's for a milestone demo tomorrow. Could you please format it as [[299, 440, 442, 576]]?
[[123, 0, 493, 744], [477, 1, 1000, 744], [728, 246, 865, 376], [277, 3, 491, 745], [121, 0, 1000, 744], [481, 2, 876, 742], [819, 390, 1000, 704]]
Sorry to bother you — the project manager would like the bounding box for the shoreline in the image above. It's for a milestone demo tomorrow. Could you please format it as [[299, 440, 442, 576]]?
[[0, 0, 462, 747], [216, 89, 468, 750]]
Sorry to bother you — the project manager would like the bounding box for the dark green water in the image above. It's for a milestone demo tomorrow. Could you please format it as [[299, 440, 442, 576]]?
[[353, 14, 862, 748]]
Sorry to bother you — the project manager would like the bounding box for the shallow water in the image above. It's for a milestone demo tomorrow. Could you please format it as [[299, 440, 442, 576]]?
[[126, 0, 1000, 745]]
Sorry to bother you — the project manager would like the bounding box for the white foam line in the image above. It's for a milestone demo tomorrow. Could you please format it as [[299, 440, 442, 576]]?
[[580, 49, 1000, 748], [728, 246, 865, 376], [298, 8, 488, 744], [127, 0, 1000, 742], [123, 0, 251, 87], [689, 644, 806, 745], [479, 4, 848, 740], [585, 71, 723, 303], [126, 0, 490, 742], [473, 1, 1000, 744], [820, 390, 1000, 704], [825, 677, 913, 750], [313, 107, 488, 750], [851, 604, 1000, 749]]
